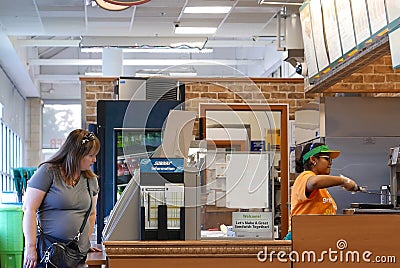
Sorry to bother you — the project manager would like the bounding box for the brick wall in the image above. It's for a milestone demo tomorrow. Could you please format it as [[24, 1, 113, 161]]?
[[183, 78, 316, 117], [80, 77, 320, 136], [325, 53, 400, 96], [80, 77, 116, 129], [81, 77, 321, 136], [182, 78, 318, 138]]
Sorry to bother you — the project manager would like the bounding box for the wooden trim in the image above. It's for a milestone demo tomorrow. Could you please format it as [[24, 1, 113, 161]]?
[[86, 251, 107, 268], [104, 240, 292, 258], [280, 104, 289, 238], [86, 244, 107, 268], [109, 258, 290, 268]]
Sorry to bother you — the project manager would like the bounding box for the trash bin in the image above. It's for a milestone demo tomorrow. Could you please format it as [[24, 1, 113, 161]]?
[[0, 204, 24, 268]]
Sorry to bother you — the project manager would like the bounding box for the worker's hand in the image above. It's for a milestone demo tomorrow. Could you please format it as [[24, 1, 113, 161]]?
[[340, 175, 359, 192]]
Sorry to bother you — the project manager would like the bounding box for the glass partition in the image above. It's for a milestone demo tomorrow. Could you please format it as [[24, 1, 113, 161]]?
[[197, 150, 275, 239], [199, 104, 288, 239]]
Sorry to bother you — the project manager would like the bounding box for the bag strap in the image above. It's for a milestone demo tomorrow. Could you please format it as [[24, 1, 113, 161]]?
[[74, 178, 92, 241]]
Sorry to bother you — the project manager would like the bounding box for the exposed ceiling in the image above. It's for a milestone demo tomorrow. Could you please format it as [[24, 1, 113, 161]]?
[[0, 0, 304, 100]]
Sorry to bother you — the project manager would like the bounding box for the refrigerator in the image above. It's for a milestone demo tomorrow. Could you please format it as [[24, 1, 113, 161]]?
[[96, 100, 183, 242]]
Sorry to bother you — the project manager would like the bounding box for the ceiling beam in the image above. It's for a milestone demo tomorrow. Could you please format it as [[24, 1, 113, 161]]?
[[15, 38, 275, 48], [0, 33, 39, 97], [15, 39, 80, 47], [28, 59, 263, 66], [35, 74, 81, 83]]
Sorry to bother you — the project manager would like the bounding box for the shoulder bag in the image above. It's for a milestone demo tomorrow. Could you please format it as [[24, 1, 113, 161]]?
[[36, 179, 92, 268]]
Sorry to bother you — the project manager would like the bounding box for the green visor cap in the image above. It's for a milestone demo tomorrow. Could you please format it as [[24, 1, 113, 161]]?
[[302, 145, 340, 164]]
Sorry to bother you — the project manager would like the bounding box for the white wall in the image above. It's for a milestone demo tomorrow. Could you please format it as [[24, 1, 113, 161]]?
[[0, 67, 25, 138]]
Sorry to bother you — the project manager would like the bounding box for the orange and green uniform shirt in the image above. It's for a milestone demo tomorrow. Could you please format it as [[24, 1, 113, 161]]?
[[289, 170, 337, 230]]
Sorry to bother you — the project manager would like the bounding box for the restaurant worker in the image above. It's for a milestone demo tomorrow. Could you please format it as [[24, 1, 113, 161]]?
[[23, 129, 102, 268], [283, 142, 360, 240]]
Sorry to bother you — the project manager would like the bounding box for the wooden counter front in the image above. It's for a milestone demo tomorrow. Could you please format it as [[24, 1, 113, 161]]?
[[292, 214, 400, 268], [104, 240, 292, 268]]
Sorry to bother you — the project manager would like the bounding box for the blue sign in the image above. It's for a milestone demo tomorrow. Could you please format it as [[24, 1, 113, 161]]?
[[251, 141, 265, 151], [139, 158, 184, 173]]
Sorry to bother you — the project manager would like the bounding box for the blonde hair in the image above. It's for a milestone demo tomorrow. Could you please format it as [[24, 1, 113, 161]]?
[[40, 129, 100, 183]]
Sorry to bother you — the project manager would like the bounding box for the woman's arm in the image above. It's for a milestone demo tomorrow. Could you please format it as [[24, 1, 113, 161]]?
[[88, 194, 98, 240], [306, 175, 358, 192], [87, 194, 102, 252], [22, 187, 46, 268]]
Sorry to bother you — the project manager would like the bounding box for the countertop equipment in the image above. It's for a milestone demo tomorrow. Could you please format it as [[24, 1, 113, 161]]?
[[345, 147, 400, 214], [388, 146, 400, 207]]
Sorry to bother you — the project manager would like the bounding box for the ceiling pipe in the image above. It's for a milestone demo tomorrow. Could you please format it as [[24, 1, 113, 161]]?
[[276, 7, 287, 52]]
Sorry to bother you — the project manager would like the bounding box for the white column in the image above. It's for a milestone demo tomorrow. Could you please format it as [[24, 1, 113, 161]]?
[[26, 97, 43, 165], [102, 47, 123, 76]]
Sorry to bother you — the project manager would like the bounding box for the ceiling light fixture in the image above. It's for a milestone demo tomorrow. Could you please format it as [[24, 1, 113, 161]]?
[[183, 6, 232, 14], [135, 73, 166, 77], [94, 0, 130, 11], [175, 27, 218, 35], [258, 0, 303, 6], [85, 72, 104, 76], [169, 72, 197, 77], [81, 47, 103, 53]]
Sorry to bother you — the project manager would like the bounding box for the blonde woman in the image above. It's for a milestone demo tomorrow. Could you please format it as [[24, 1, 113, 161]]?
[[23, 129, 101, 267]]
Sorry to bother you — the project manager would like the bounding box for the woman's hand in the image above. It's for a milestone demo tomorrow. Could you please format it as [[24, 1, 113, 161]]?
[[24, 245, 38, 268], [340, 175, 358, 192], [88, 246, 102, 252]]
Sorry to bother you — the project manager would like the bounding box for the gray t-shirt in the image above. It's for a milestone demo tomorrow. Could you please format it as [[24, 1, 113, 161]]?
[[28, 163, 99, 252]]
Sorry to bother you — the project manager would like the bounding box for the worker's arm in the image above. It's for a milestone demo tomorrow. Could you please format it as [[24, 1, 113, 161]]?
[[306, 175, 358, 192]]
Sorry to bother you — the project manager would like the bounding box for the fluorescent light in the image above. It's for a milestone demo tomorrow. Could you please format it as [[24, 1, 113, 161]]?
[[169, 72, 197, 77], [85, 72, 103, 76], [81, 47, 103, 53], [175, 27, 217, 35], [258, 1, 303, 6], [135, 73, 167, 77], [184, 6, 232, 14]]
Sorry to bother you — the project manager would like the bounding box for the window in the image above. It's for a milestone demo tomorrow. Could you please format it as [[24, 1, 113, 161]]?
[[42, 103, 81, 160], [0, 120, 22, 193]]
